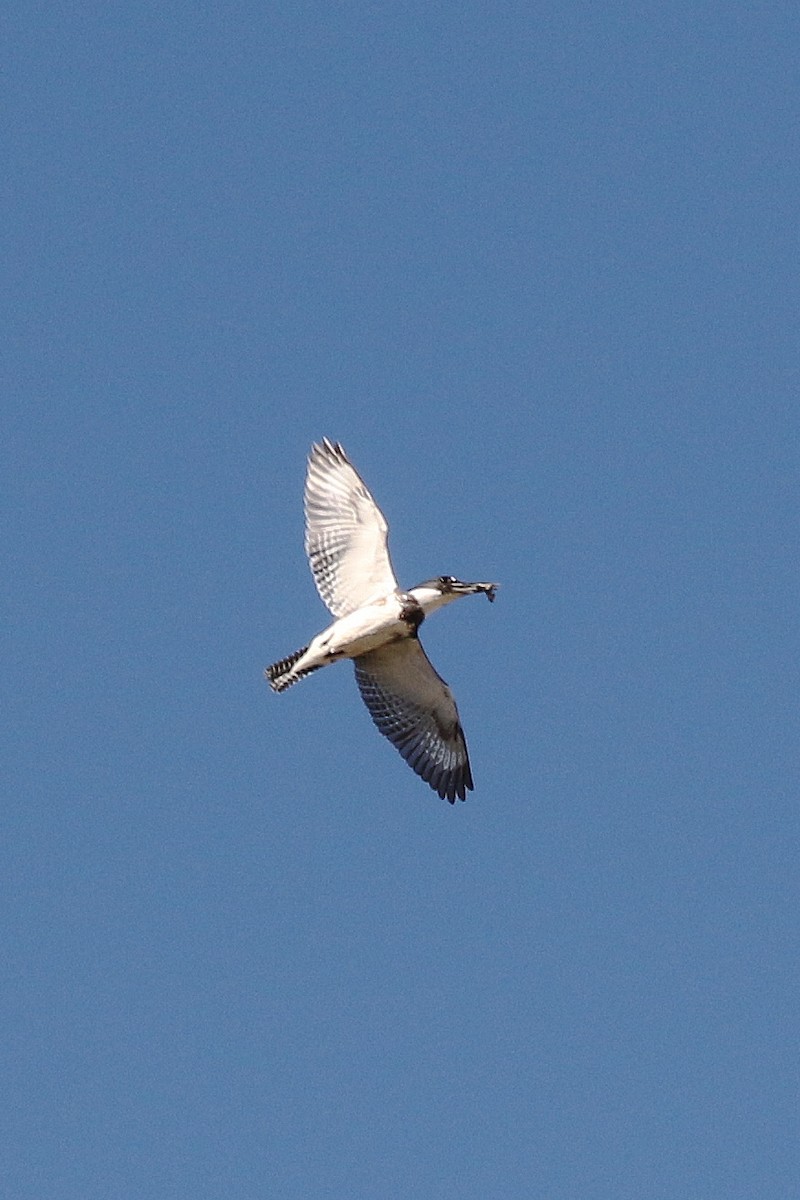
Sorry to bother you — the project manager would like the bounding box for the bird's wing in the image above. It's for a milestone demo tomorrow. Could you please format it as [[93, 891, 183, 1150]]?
[[353, 640, 474, 803], [304, 439, 399, 617]]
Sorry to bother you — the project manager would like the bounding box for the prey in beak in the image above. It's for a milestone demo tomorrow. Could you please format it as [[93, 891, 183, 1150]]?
[[446, 578, 499, 602]]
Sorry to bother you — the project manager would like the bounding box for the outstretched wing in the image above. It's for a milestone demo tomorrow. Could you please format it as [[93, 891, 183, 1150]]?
[[353, 640, 474, 803], [304, 439, 399, 617]]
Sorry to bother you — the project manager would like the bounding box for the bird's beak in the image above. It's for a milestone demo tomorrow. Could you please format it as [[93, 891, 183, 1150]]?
[[457, 581, 498, 602]]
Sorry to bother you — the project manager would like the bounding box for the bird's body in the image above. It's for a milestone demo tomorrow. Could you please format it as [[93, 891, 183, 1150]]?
[[265, 439, 497, 802], [269, 593, 422, 687]]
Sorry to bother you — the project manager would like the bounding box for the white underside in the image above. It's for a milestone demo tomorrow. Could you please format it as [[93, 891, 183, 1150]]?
[[293, 596, 415, 675]]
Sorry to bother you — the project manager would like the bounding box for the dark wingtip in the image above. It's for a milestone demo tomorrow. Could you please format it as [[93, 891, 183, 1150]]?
[[312, 437, 347, 462]]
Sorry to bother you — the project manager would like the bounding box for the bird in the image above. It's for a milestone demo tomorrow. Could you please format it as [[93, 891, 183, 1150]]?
[[265, 439, 498, 803]]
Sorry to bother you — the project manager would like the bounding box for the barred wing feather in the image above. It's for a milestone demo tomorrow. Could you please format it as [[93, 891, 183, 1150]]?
[[304, 439, 399, 617], [354, 640, 474, 803]]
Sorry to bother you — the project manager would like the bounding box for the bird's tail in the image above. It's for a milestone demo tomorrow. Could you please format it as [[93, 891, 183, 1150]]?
[[265, 646, 322, 693]]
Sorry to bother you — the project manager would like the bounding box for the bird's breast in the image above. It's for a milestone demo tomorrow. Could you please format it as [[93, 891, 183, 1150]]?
[[322, 599, 420, 659], [398, 592, 425, 632]]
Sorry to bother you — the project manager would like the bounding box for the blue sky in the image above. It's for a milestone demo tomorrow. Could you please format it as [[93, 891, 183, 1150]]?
[[4, 3, 799, 1197]]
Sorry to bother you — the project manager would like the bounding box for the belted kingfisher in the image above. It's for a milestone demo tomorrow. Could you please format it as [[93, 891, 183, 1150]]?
[[265, 439, 498, 802]]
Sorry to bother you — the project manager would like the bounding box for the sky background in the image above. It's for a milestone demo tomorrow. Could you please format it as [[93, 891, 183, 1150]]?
[[4, 3, 799, 1197]]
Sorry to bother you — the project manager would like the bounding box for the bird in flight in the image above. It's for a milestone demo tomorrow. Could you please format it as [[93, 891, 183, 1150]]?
[[265, 439, 498, 802]]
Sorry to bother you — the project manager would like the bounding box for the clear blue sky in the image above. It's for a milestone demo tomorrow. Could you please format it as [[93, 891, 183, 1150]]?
[[4, 4, 799, 1197]]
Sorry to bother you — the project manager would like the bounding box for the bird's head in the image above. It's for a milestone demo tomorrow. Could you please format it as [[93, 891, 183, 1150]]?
[[409, 576, 498, 614]]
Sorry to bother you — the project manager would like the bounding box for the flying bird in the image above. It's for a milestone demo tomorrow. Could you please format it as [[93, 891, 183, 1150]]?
[[265, 439, 498, 802]]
